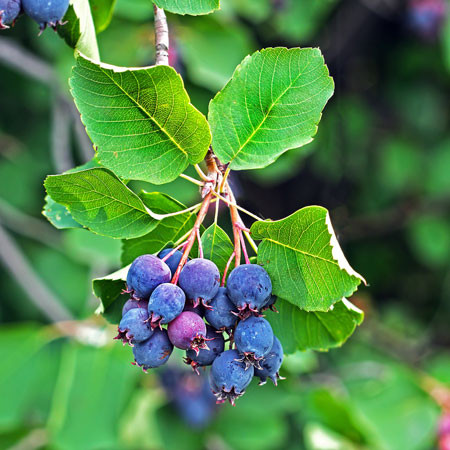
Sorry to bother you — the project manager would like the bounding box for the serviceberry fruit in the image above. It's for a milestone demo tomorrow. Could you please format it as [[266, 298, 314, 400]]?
[[122, 298, 148, 316], [132, 328, 173, 371], [158, 248, 184, 276], [185, 325, 225, 373], [227, 264, 272, 317], [22, 0, 69, 30], [147, 282, 185, 328], [254, 336, 284, 385], [126, 254, 171, 300], [205, 287, 238, 331], [210, 349, 254, 406], [115, 308, 153, 346], [0, 0, 21, 28], [167, 311, 209, 354], [261, 294, 278, 312], [234, 316, 274, 369], [179, 258, 220, 308], [183, 299, 205, 317]]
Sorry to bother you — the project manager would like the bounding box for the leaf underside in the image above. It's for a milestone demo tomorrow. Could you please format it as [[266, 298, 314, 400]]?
[[209, 47, 334, 170], [153, 0, 220, 15], [70, 55, 211, 184]]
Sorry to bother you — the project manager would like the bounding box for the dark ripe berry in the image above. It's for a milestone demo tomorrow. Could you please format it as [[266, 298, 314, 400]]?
[[205, 287, 238, 331], [147, 283, 185, 328], [126, 254, 171, 300], [115, 308, 153, 346], [254, 336, 284, 386], [22, 0, 69, 30], [132, 328, 173, 371], [167, 311, 207, 352], [234, 316, 274, 369], [122, 298, 148, 316], [185, 325, 225, 373], [261, 294, 277, 312], [179, 258, 220, 308], [227, 264, 272, 316], [0, 0, 21, 28], [158, 248, 184, 276], [210, 349, 254, 406], [183, 299, 205, 317]]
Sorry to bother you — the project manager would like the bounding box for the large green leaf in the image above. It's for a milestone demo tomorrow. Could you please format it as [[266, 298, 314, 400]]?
[[208, 47, 334, 170], [201, 224, 234, 275], [121, 192, 197, 266], [57, 0, 100, 60], [153, 0, 219, 15], [251, 206, 365, 311], [42, 195, 83, 230], [70, 55, 211, 184], [44, 168, 157, 239], [266, 298, 364, 353]]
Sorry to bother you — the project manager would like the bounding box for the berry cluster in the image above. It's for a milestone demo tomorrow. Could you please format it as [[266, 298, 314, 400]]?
[[0, 0, 69, 31], [115, 250, 284, 405]]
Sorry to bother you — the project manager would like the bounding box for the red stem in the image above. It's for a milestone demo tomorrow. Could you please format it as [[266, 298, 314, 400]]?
[[221, 251, 235, 286], [171, 192, 213, 284], [161, 240, 187, 262], [239, 229, 250, 264]]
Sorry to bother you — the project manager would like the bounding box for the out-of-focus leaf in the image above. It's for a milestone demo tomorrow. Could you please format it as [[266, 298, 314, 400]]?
[[90, 0, 116, 33], [201, 224, 234, 276], [153, 0, 219, 15], [209, 47, 334, 171], [267, 298, 363, 353], [114, 0, 153, 20], [425, 139, 450, 198], [251, 207, 365, 311], [70, 55, 211, 184], [304, 423, 359, 450], [229, 0, 271, 23]]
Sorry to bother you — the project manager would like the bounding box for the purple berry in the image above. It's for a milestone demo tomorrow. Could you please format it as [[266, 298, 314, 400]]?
[[22, 0, 69, 30], [122, 298, 148, 316], [261, 294, 278, 312], [205, 287, 238, 331], [115, 308, 153, 346], [183, 299, 205, 317], [167, 311, 207, 353], [234, 316, 274, 369], [254, 336, 284, 386], [158, 248, 184, 276], [132, 328, 173, 371], [185, 325, 225, 373], [126, 254, 171, 300], [227, 264, 272, 317], [0, 0, 21, 28], [147, 283, 185, 328], [179, 258, 220, 308], [210, 349, 254, 406]]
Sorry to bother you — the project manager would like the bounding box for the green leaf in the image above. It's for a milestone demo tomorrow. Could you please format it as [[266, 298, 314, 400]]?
[[209, 47, 334, 170], [251, 206, 365, 311], [70, 55, 211, 184], [201, 224, 234, 276], [90, 0, 116, 33], [153, 0, 220, 15], [93, 264, 129, 323], [44, 168, 157, 239], [121, 192, 197, 266], [42, 195, 83, 230], [266, 298, 363, 353], [57, 0, 100, 60]]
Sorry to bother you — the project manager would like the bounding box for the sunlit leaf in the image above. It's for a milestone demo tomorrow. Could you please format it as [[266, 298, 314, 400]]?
[[153, 0, 220, 15]]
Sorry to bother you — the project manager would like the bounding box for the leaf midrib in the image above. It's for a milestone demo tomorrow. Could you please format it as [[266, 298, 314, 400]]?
[[98, 65, 188, 158]]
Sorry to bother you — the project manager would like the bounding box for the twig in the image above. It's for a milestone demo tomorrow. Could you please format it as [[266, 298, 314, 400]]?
[[222, 251, 235, 286], [179, 173, 204, 186], [194, 164, 209, 181], [210, 190, 263, 222], [153, 5, 169, 66], [161, 241, 188, 262], [239, 229, 250, 264], [144, 201, 202, 220]]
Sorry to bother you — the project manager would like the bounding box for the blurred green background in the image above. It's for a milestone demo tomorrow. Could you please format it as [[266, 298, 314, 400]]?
[[0, 0, 450, 448]]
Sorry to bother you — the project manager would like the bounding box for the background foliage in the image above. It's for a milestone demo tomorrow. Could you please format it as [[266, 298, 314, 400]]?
[[0, 0, 449, 448]]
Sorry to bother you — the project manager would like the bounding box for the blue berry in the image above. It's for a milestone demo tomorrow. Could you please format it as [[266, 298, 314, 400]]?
[[179, 258, 220, 307], [254, 336, 284, 386], [183, 299, 205, 317], [0, 0, 21, 28], [126, 254, 171, 300], [227, 264, 272, 316], [205, 287, 238, 331], [234, 316, 274, 369], [261, 294, 278, 312], [132, 328, 173, 371], [158, 248, 184, 276], [22, 0, 69, 30], [115, 308, 153, 346], [147, 283, 185, 328], [167, 311, 207, 353], [185, 325, 225, 373], [122, 298, 148, 316], [210, 349, 254, 405]]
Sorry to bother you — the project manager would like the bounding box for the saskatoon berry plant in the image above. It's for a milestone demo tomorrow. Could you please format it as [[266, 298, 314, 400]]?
[[6, 1, 367, 405]]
